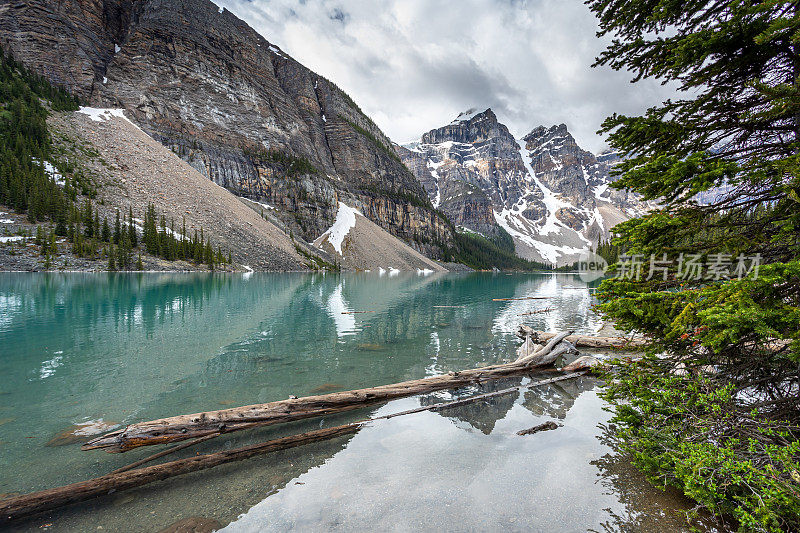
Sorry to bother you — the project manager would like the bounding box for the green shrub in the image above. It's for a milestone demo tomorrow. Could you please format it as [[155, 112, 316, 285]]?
[[600, 359, 800, 532]]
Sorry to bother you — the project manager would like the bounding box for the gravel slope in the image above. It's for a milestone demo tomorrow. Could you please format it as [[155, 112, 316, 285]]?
[[49, 110, 306, 270]]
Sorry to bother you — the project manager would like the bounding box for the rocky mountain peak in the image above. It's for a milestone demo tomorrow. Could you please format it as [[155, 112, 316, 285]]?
[[522, 123, 575, 150], [521, 123, 601, 201], [450, 107, 490, 124], [421, 107, 514, 145]]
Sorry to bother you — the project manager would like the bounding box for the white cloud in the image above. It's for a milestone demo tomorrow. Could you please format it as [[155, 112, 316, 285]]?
[[215, 0, 676, 153]]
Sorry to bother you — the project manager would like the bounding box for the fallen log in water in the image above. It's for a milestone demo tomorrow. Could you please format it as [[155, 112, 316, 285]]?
[[1, 372, 587, 523], [515, 330, 577, 367], [0, 425, 361, 524], [109, 433, 220, 475], [561, 355, 602, 372], [516, 421, 561, 436], [517, 325, 647, 349], [84, 334, 579, 453]]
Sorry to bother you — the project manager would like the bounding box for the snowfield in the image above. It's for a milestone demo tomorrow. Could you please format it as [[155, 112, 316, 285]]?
[[316, 202, 362, 255], [77, 107, 144, 133]]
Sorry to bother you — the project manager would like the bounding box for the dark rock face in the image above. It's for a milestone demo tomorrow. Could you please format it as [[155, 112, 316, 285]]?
[[396, 144, 497, 236], [0, 0, 454, 256], [0, 0, 132, 97], [523, 124, 602, 206], [521, 125, 646, 217], [399, 109, 544, 239], [555, 207, 588, 231]]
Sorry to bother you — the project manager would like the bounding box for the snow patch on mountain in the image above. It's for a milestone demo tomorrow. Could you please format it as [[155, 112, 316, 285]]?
[[77, 107, 145, 133], [449, 108, 483, 125], [315, 202, 362, 255]]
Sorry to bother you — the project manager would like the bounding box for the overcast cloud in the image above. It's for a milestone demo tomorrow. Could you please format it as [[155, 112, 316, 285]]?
[[215, 0, 675, 153]]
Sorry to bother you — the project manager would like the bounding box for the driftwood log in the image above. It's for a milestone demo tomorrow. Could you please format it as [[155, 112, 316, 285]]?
[[85, 333, 582, 453], [515, 330, 577, 367], [1, 372, 586, 523], [109, 434, 220, 475], [517, 326, 646, 349], [561, 355, 602, 372]]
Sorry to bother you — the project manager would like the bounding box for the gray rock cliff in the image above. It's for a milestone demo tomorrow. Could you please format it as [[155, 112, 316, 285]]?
[[0, 0, 454, 256]]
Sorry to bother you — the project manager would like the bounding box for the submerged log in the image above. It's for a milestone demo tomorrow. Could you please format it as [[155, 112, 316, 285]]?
[[84, 335, 580, 453], [1, 425, 361, 524], [2, 372, 586, 523], [516, 421, 561, 436], [516, 326, 646, 349], [109, 434, 220, 474]]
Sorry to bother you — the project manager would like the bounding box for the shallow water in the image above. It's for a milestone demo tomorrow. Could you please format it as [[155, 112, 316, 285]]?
[[0, 272, 716, 532]]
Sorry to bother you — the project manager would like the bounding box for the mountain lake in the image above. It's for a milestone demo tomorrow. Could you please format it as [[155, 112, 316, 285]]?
[[0, 272, 721, 532]]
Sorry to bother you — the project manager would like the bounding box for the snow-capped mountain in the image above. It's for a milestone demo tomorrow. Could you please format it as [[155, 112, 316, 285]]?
[[397, 108, 649, 265]]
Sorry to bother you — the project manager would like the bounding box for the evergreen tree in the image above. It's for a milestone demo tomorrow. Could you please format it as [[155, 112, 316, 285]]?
[[587, 1, 800, 528], [83, 201, 93, 238], [72, 229, 83, 257], [55, 210, 67, 236], [101, 216, 110, 242], [143, 203, 159, 255], [42, 231, 52, 270], [113, 211, 121, 244], [117, 234, 131, 271], [127, 206, 137, 248], [170, 219, 177, 260], [37, 226, 48, 256], [204, 238, 214, 268], [181, 217, 188, 259]]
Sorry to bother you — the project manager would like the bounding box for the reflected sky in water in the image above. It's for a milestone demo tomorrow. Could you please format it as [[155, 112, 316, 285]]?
[[0, 273, 714, 532]]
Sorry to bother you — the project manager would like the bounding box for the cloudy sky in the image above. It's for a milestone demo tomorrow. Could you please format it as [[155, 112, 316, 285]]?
[[215, 0, 675, 153]]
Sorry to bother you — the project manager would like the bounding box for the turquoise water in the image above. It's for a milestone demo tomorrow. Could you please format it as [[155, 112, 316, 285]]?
[[0, 273, 714, 532]]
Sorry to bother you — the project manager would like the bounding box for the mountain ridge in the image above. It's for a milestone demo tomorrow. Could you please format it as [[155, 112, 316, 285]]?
[[399, 107, 648, 265], [0, 1, 648, 270], [0, 0, 455, 260]]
